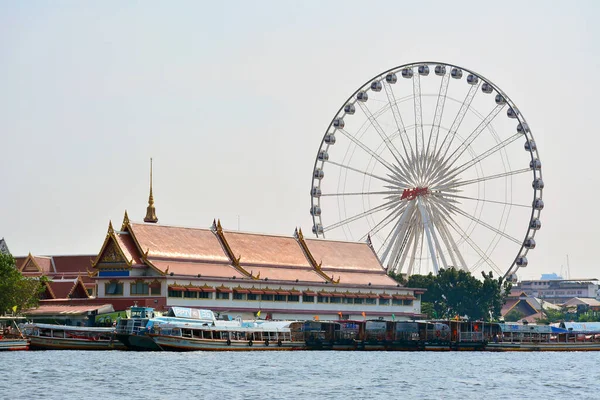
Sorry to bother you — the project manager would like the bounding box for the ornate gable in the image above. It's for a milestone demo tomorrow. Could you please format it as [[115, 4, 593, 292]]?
[[0, 238, 10, 255], [20, 254, 42, 274], [92, 221, 132, 269]]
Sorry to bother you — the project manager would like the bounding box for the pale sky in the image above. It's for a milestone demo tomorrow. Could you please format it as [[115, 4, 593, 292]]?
[[1, 1, 598, 280]]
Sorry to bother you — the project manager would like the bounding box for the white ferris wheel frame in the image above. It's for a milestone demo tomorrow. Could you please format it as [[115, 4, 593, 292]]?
[[310, 61, 543, 280]]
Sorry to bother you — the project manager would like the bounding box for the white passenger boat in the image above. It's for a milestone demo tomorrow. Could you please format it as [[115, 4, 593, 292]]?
[[22, 323, 126, 350], [148, 320, 306, 351]]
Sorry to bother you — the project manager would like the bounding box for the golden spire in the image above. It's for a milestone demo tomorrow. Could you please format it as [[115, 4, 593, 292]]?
[[144, 158, 158, 223]]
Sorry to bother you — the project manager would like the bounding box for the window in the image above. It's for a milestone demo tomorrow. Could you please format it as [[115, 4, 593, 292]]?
[[392, 298, 402, 306], [233, 292, 247, 301], [247, 293, 258, 301], [150, 285, 161, 296], [287, 295, 299, 302], [317, 296, 330, 303], [274, 295, 286, 302], [379, 298, 390, 306], [261, 294, 274, 301], [303, 295, 315, 303], [130, 281, 149, 295], [330, 297, 341, 304], [354, 298, 364, 305], [168, 289, 183, 298], [198, 292, 212, 299], [184, 291, 198, 299], [216, 292, 230, 300], [366, 298, 376, 305], [105, 281, 123, 296], [403, 299, 413, 306]]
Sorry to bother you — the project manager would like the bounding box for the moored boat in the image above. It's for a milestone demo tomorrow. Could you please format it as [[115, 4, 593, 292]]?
[[485, 323, 600, 352], [0, 322, 29, 351], [22, 323, 125, 350], [148, 320, 305, 351]]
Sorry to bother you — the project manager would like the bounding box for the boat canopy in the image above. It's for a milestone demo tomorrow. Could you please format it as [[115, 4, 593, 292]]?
[[559, 322, 600, 333], [498, 323, 568, 334]]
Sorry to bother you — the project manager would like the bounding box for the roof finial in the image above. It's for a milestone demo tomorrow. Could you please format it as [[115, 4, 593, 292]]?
[[144, 158, 158, 223]]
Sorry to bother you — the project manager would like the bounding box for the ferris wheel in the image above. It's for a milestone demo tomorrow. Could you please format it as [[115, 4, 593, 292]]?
[[310, 62, 543, 279]]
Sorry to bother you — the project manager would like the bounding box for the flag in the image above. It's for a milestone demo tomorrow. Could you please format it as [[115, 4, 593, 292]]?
[[12, 305, 17, 313], [314, 315, 319, 321], [392, 314, 396, 321], [362, 311, 366, 319], [256, 310, 261, 317]]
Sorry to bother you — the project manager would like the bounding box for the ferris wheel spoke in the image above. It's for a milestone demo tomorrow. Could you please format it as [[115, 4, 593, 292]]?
[[323, 198, 400, 233], [435, 192, 529, 209], [441, 103, 506, 172], [381, 201, 415, 265], [406, 224, 422, 276], [321, 190, 401, 198], [445, 201, 522, 245], [424, 72, 450, 174], [417, 202, 440, 274], [436, 167, 530, 190], [356, 101, 410, 174], [433, 83, 480, 166], [325, 160, 399, 186], [436, 133, 522, 187], [443, 213, 504, 276], [359, 202, 407, 242], [429, 203, 468, 270], [337, 128, 399, 176], [424, 202, 450, 270], [412, 73, 425, 167], [382, 81, 415, 163]]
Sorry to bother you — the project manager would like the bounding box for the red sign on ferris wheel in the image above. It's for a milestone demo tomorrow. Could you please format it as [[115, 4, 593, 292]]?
[[400, 187, 429, 201]]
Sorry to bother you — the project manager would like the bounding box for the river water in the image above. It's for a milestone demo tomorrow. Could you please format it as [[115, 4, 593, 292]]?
[[1, 351, 599, 400]]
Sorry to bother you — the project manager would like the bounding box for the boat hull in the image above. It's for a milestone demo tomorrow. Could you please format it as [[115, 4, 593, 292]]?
[[28, 336, 126, 351], [150, 335, 304, 351], [0, 339, 29, 351], [486, 342, 600, 352], [116, 333, 162, 351]]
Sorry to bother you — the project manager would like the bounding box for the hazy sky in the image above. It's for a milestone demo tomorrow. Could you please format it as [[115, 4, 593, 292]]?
[[1, 1, 598, 280]]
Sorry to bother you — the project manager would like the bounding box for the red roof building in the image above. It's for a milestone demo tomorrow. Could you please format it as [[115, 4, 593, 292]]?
[[91, 211, 423, 321]]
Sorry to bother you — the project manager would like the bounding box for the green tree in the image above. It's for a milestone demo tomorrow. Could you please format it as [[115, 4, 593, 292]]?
[[397, 267, 511, 321], [0, 253, 44, 314]]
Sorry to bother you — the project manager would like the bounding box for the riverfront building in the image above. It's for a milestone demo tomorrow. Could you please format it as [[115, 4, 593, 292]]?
[[517, 279, 599, 304], [91, 211, 423, 321]]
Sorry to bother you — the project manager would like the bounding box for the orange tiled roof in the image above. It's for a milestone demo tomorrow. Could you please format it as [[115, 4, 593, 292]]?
[[332, 271, 399, 286], [223, 231, 311, 268], [150, 260, 246, 278], [114, 232, 142, 265], [304, 239, 384, 271], [243, 266, 326, 282], [52, 255, 96, 273], [129, 223, 229, 262]]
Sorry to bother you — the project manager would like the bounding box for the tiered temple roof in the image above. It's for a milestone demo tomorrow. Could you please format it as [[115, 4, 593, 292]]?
[[92, 212, 402, 289]]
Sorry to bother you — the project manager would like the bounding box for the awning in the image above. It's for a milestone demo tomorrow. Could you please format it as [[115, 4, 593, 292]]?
[[217, 287, 233, 293], [318, 292, 332, 297], [186, 287, 203, 292], [405, 295, 416, 300], [234, 289, 249, 294], [201, 287, 216, 293], [303, 291, 317, 296], [368, 294, 379, 299], [168, 286, 186, 291], [379, 294, 392, 299], [289, 290, 302, 295], [277, 291, 291, 295], [345, 293, 357, 298], [262, 290, 277, 295], [249, 289, 264, 295], [356, 294, 369, 299], [392, 295, 405, 299], [332, 293, 345, 298]]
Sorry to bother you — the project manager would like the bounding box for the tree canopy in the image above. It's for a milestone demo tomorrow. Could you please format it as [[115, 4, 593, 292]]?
[[0, 253, 45, 315], [391, 268, 512, 321]]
